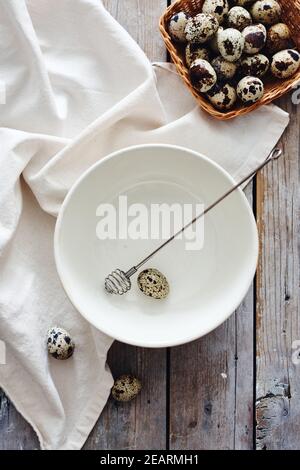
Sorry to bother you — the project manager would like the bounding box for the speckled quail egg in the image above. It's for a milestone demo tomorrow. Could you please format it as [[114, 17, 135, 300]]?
[[168, 11, 190, 42], [266, 23, 292, 55], [271, 49, 300, 79], [211, 55, 238, 80], [137, 268, 170, 299], [111, 375, 142, 402], [227, 7, 252, 31], [185, 13, 219, 44], [207, 82, 237, 110], [242, 24, 267, 54], [251, 0, 281, 25], [202, 0, 229, 25], [209, 26, 224, 53], [218, 28, 245, 62], [237, 76, 264, 103], [240, 53, 270, 77], [185, 43, 210, 67], [47, 326, 75, 360]]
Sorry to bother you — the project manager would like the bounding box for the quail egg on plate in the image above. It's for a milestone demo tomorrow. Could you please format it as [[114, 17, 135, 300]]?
[[202, 0, 229, 25], [189, 58, 217, 92], [185, 43, 210, 67], [237, 76, 264, 103], [47, 326, 75, 360], [271, 49, 300, 79], [111, 375, 142, 402], [227, 6, 252, 31], [207, 82, 237, 110], [137, 268, 170, 299], [218, 28, 245, 62], [240, 54, 270, 77], [251, 0, 281, 25], [185, 13, 219, 43], [211, 55, 238, 80], [242, 24, 267, 54], [266, 23, 292, 55], [168, 11, 190, 42]]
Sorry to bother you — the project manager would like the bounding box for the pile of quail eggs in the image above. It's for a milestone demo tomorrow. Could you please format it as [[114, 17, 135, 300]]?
[[168, 0, 300, 111]]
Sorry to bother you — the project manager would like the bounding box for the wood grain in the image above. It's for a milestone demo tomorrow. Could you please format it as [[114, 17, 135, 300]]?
[[169, 187, 254, 451], [256, 94, 300, 450]]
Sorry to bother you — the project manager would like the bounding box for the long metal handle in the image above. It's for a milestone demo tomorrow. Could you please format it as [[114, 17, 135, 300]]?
[[126, 148, 282, 278]]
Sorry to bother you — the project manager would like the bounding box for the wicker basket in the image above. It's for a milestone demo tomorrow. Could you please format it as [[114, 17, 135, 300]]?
[[159, 0, 300, 120]]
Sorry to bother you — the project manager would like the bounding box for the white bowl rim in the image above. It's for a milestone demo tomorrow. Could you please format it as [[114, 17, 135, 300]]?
[[54, 143, 259, 348]]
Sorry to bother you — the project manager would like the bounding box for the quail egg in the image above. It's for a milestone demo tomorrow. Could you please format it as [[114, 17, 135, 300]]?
[[211, 55, 238, 80], [47, 326, 75, 360], [271, 49, 300, 79], [237, 76, 264, 103], [111, 375, 142, 402], [185, 13, 219, 43], [242, 24, 267, 54], [218, 28, 245, 62], [202, 0, 229, 25], [240, 54, 270, 77], [185, 43, 210, 67], [209, 26, 224, 53], [266, 23, 292, 55], [207, 82, 237, 110], [168, 11, 190, 42], [251, 0, 281, 25], [227, 7, 252, 31], [189, 58, 217, 92], [137, 268, 170, 299]]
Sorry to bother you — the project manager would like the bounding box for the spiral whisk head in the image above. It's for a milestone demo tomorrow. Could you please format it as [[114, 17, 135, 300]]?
[[105, 269, 131, 295]]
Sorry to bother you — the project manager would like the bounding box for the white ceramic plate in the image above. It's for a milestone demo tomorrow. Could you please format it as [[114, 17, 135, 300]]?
[[54, 144, 258, 347]]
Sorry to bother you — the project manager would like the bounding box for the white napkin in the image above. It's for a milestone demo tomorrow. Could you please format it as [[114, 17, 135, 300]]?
[[0, 0, 289, 450]]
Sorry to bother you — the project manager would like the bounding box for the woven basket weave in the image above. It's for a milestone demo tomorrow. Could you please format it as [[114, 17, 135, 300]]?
[[159, 0, 300, 120]]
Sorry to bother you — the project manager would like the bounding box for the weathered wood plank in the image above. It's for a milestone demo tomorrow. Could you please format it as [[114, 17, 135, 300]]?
[[84, 0, 168, 450], [169, 187, 254, 450], [256, 94, 300, 450], [84, 344, 167, 449], [0, 391, 39, 450]]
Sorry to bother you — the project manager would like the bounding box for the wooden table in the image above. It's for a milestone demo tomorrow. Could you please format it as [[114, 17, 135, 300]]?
[[1, 0, 299, 451]]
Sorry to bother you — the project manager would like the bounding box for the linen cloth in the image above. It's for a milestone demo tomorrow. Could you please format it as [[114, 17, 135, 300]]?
[[0, 0, 289, 450]]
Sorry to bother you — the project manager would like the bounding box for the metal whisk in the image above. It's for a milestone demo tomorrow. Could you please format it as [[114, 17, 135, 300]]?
[[104, 148, 282, 295]]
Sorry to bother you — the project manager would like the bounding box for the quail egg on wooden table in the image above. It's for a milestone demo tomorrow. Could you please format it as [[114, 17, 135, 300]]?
[[185, 13, 219, 43], [202, 0, 229, 25], [251, 0, 281, 25], [185, 43, 210, 67], [240, 54, 270, 77], [189, 58, 217, 92], [218, 28, 245, 62], [266, 23, 292, 55], [111, 375, 142, 402], [137, 268, 170, 299], [211, 55, 238, 80], [271, 49, 300, 79], [168, 11, 190, 42], [242, 24, 267, 54], [47, 326, 75, 360], [207, 82, 237, 110], [227, 6, 252, 31], [237, 76, 264, 103]]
